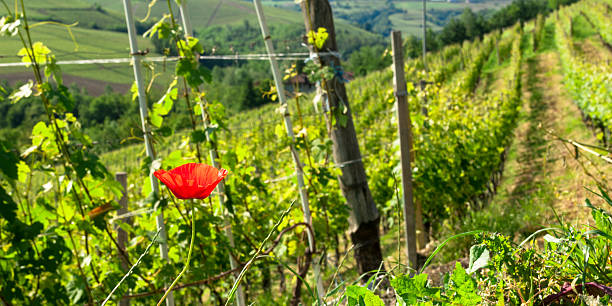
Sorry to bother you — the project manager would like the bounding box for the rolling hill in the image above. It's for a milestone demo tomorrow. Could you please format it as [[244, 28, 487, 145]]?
[[1, 0, 380, 92], [262, 0, 513, 36]]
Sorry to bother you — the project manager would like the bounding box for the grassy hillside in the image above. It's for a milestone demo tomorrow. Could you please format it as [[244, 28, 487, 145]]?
[[0, 0, 160, 90], [0, 23, 159, 90], [1, 0, 380, 92], [19, 0, 129, 31], [262, 0, 512, 36], [80, 0, 303, 27]]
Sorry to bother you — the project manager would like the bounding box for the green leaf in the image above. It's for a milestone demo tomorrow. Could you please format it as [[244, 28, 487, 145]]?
[[449, 262, 481, 305], [150, 112, 163, 128], [130, 81, 138, 101], [162, 150, 184, 169], [391, 274, 440, 304], [190, 130, 207, 143], [66, 275, 87, 304], [143, 16, 171, 39], [18, 42, 52, 66], [156, 126, 173, 137], [9, 81, 33, 104], [0, 185, 17, 221], [45, 56, 63, 85], [0, 141, 19, 180], [345, 285, 384, 306], [198, 65, 212, 83], [16, 161, 30, 183], [176, 58, 211, 87], [467, 244, 489, 274]]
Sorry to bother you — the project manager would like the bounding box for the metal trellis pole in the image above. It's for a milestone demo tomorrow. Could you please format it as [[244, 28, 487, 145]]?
[[121, 0, 175, 305], [177, 2, 246, 306], [252, 0, 325, 301], [422, 0, 427, 71]]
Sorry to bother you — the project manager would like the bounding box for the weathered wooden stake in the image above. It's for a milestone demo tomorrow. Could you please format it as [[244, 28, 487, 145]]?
[[300, 0, 384, 279], [391, 31, 417, 272], [115, 172, 130, 306], [496, 35, 500, 65]]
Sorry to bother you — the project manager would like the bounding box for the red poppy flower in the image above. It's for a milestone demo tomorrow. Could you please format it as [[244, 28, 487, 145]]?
[[153, 163, 228, 199]]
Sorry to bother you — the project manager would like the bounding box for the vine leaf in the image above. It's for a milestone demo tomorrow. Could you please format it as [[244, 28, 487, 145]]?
[[9, 81, 33, 104], [0, 142, 18, 180], [345, 285, 384, 306], [18, 42, 52, 66], [448, 262, 481, 305], [391, 273, 440, 304], [467, 244, 489, 274]]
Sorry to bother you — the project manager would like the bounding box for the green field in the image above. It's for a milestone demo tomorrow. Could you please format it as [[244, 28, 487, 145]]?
[[0, 25, 155, 62], [261, 0, 512, 36], [0, 22, 161, 91], [0, 0, 376, 91]]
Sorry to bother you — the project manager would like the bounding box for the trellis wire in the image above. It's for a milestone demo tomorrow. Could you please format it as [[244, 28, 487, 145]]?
[[101, 227, 162, 306], [0, 52, 340, 67]]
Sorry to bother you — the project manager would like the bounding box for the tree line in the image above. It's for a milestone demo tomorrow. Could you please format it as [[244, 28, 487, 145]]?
[[404, 0, 579, 57]]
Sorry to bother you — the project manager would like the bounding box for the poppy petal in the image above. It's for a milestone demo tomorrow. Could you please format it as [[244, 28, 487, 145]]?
[[154, 163, 228, 200]]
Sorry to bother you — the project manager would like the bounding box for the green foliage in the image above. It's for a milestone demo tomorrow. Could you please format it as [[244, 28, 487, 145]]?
[[345, 45, 392, 76], [392, 273, 441, 304], [345, 285, 385, 306], [386, 262, 479, 305], [339, 190, 612, 305], [556, 7, 612, 131], [307, 27, 328, 50]]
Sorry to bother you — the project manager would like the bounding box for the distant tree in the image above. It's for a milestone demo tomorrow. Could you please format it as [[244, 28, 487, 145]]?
[[405, 34, 422, 59], [346, 45, 392, 76], [439, 18, 467, 45], [461, 8, 486, 40]]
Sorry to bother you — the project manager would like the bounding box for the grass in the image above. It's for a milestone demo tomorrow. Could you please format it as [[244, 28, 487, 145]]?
[[394, 0, 510, 11], [0, 16, 154, 61], [1, 0, 376, 89], [257, 0, 512, 36], [388, 13, 442, 36], [11, 0, 127, 31], [0, 24, 164, 85], [79, 0, 355, 30]]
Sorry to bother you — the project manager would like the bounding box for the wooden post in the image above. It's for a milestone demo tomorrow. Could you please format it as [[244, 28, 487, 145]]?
[[391, 31, 417, 272], [300, 0, 384, 278], [496, 35, 500, 65], [115, 172, 130, 306]]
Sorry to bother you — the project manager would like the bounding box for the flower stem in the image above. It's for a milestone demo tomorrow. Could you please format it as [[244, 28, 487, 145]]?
[[157, 201, 196, 306]]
